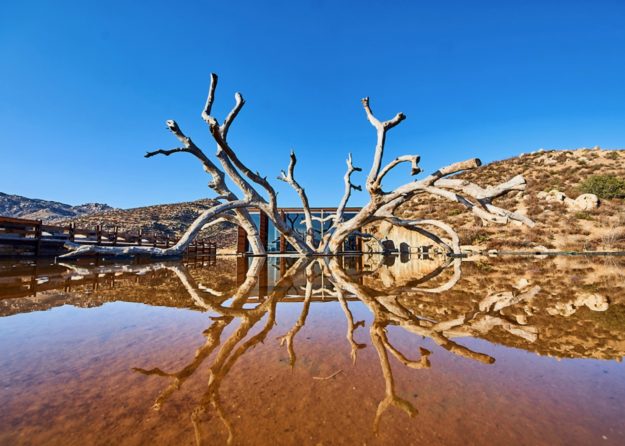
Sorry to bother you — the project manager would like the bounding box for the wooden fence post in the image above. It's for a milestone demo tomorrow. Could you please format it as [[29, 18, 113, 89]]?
[[34, 220, 42, 256]]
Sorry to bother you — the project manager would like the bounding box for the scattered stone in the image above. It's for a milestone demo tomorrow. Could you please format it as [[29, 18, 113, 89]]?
[[573, 194, 599, 211], [537, 190, 599, 211], [515, 314, 528, 325], [514, 278, 530, 290], [547, 293, 609, 316], [578, 293, 609, 312]]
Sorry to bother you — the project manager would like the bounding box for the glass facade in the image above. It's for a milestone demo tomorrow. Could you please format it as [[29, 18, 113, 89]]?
[[247, 209, 361, 253]]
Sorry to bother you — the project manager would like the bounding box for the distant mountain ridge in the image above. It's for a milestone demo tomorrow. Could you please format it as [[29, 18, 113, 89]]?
[[0, 193, 236, 249], [0, 192, 114, 222], [51, 198, 237, 250]]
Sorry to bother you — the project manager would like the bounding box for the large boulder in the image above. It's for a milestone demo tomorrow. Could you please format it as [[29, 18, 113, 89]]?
[[572, 193, 600, 211]]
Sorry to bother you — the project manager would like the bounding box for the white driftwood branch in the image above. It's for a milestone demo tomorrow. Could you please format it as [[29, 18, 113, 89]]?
[[200, 74, 312, 255], [63, 72, 532, 259], [361, 97, 406, 195], [143, 116, 264, 255], [277, 150, 315, 247], [376, 154, 422, 186], [220, 92, 244, 140], [336, 153, 362, 224]]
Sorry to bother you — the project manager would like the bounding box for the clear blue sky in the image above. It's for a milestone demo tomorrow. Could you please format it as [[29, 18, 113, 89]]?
[[1, 0, 624, 209]]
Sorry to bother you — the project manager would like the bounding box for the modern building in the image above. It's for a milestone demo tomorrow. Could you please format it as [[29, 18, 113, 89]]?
[[236, 207, 363, 254]]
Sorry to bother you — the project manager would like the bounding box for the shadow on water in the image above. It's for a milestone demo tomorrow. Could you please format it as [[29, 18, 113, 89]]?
[[1, 253, 625, 445]]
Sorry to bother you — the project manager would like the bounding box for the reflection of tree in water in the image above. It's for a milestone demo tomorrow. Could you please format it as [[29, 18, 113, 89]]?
[[126, 255, 551, 445]]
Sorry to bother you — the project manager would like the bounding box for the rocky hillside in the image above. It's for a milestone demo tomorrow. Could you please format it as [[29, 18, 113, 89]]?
[[54, 198, 238, 250], [4, 147, 624, 253], [0, 193, 238, 251], [397, 147, 625, 252], [0, 192, 114, 221]]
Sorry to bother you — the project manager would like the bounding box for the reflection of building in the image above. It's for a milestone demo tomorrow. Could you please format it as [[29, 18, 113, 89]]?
[[237, 207, 363, 254]]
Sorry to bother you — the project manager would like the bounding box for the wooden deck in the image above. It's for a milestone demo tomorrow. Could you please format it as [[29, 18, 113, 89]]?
[[0, 216, 217, 258]]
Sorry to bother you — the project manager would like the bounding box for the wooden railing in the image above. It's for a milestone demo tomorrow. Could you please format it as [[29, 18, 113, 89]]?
[[0, 216, 217, 257]]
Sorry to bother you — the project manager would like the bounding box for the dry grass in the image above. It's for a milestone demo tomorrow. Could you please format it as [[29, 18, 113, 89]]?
[[398, 148, 625, 251]]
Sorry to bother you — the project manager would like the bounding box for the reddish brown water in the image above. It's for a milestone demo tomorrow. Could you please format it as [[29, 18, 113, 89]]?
[[1, 256, 624, 445]]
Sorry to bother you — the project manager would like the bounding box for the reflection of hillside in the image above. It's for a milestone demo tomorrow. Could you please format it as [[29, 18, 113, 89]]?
[[0, 258, 239, 317], [1, 255, 624, 362], [396, 256, 625, 360], [2, 254, 624, 444], [124, 256, 624, 444]]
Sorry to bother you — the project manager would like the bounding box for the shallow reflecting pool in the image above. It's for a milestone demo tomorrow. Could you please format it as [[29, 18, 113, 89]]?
[[1, 254, 624, 445]]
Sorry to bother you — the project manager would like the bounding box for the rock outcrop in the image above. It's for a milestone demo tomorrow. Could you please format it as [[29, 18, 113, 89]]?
[[537, 190, 599, 211]]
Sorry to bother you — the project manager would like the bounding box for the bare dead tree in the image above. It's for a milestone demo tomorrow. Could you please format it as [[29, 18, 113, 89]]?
[[62, 74, 533, 259]]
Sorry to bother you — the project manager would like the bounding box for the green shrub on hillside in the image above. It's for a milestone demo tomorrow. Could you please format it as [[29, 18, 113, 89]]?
[[579, 175, 625, 199]]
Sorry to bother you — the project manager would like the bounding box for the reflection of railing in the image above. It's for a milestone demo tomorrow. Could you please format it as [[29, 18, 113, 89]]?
[[0, 216, 217, 258], [0, 259, 221, 302]]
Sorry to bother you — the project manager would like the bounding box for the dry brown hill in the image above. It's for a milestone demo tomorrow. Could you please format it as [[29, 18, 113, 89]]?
[[56, 198, 237, 250], [398, 147, 625, 252], [52, 148, 625, 253]]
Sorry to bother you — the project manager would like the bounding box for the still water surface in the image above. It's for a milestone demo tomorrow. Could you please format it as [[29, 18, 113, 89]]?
[[1, 255, 624, 445]]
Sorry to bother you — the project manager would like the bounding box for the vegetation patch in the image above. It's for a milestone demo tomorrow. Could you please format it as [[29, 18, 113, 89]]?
[[574, 211, 594, 221], [579, 175, 625, 199], [582, 304, 625, 331]]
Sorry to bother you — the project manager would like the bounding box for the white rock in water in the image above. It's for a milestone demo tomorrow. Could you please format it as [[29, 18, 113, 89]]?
[[514, 278, 530, 290], [548, 301, 577, 317], [515, 314, 528, 325], [576, 293, 609, 312]]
